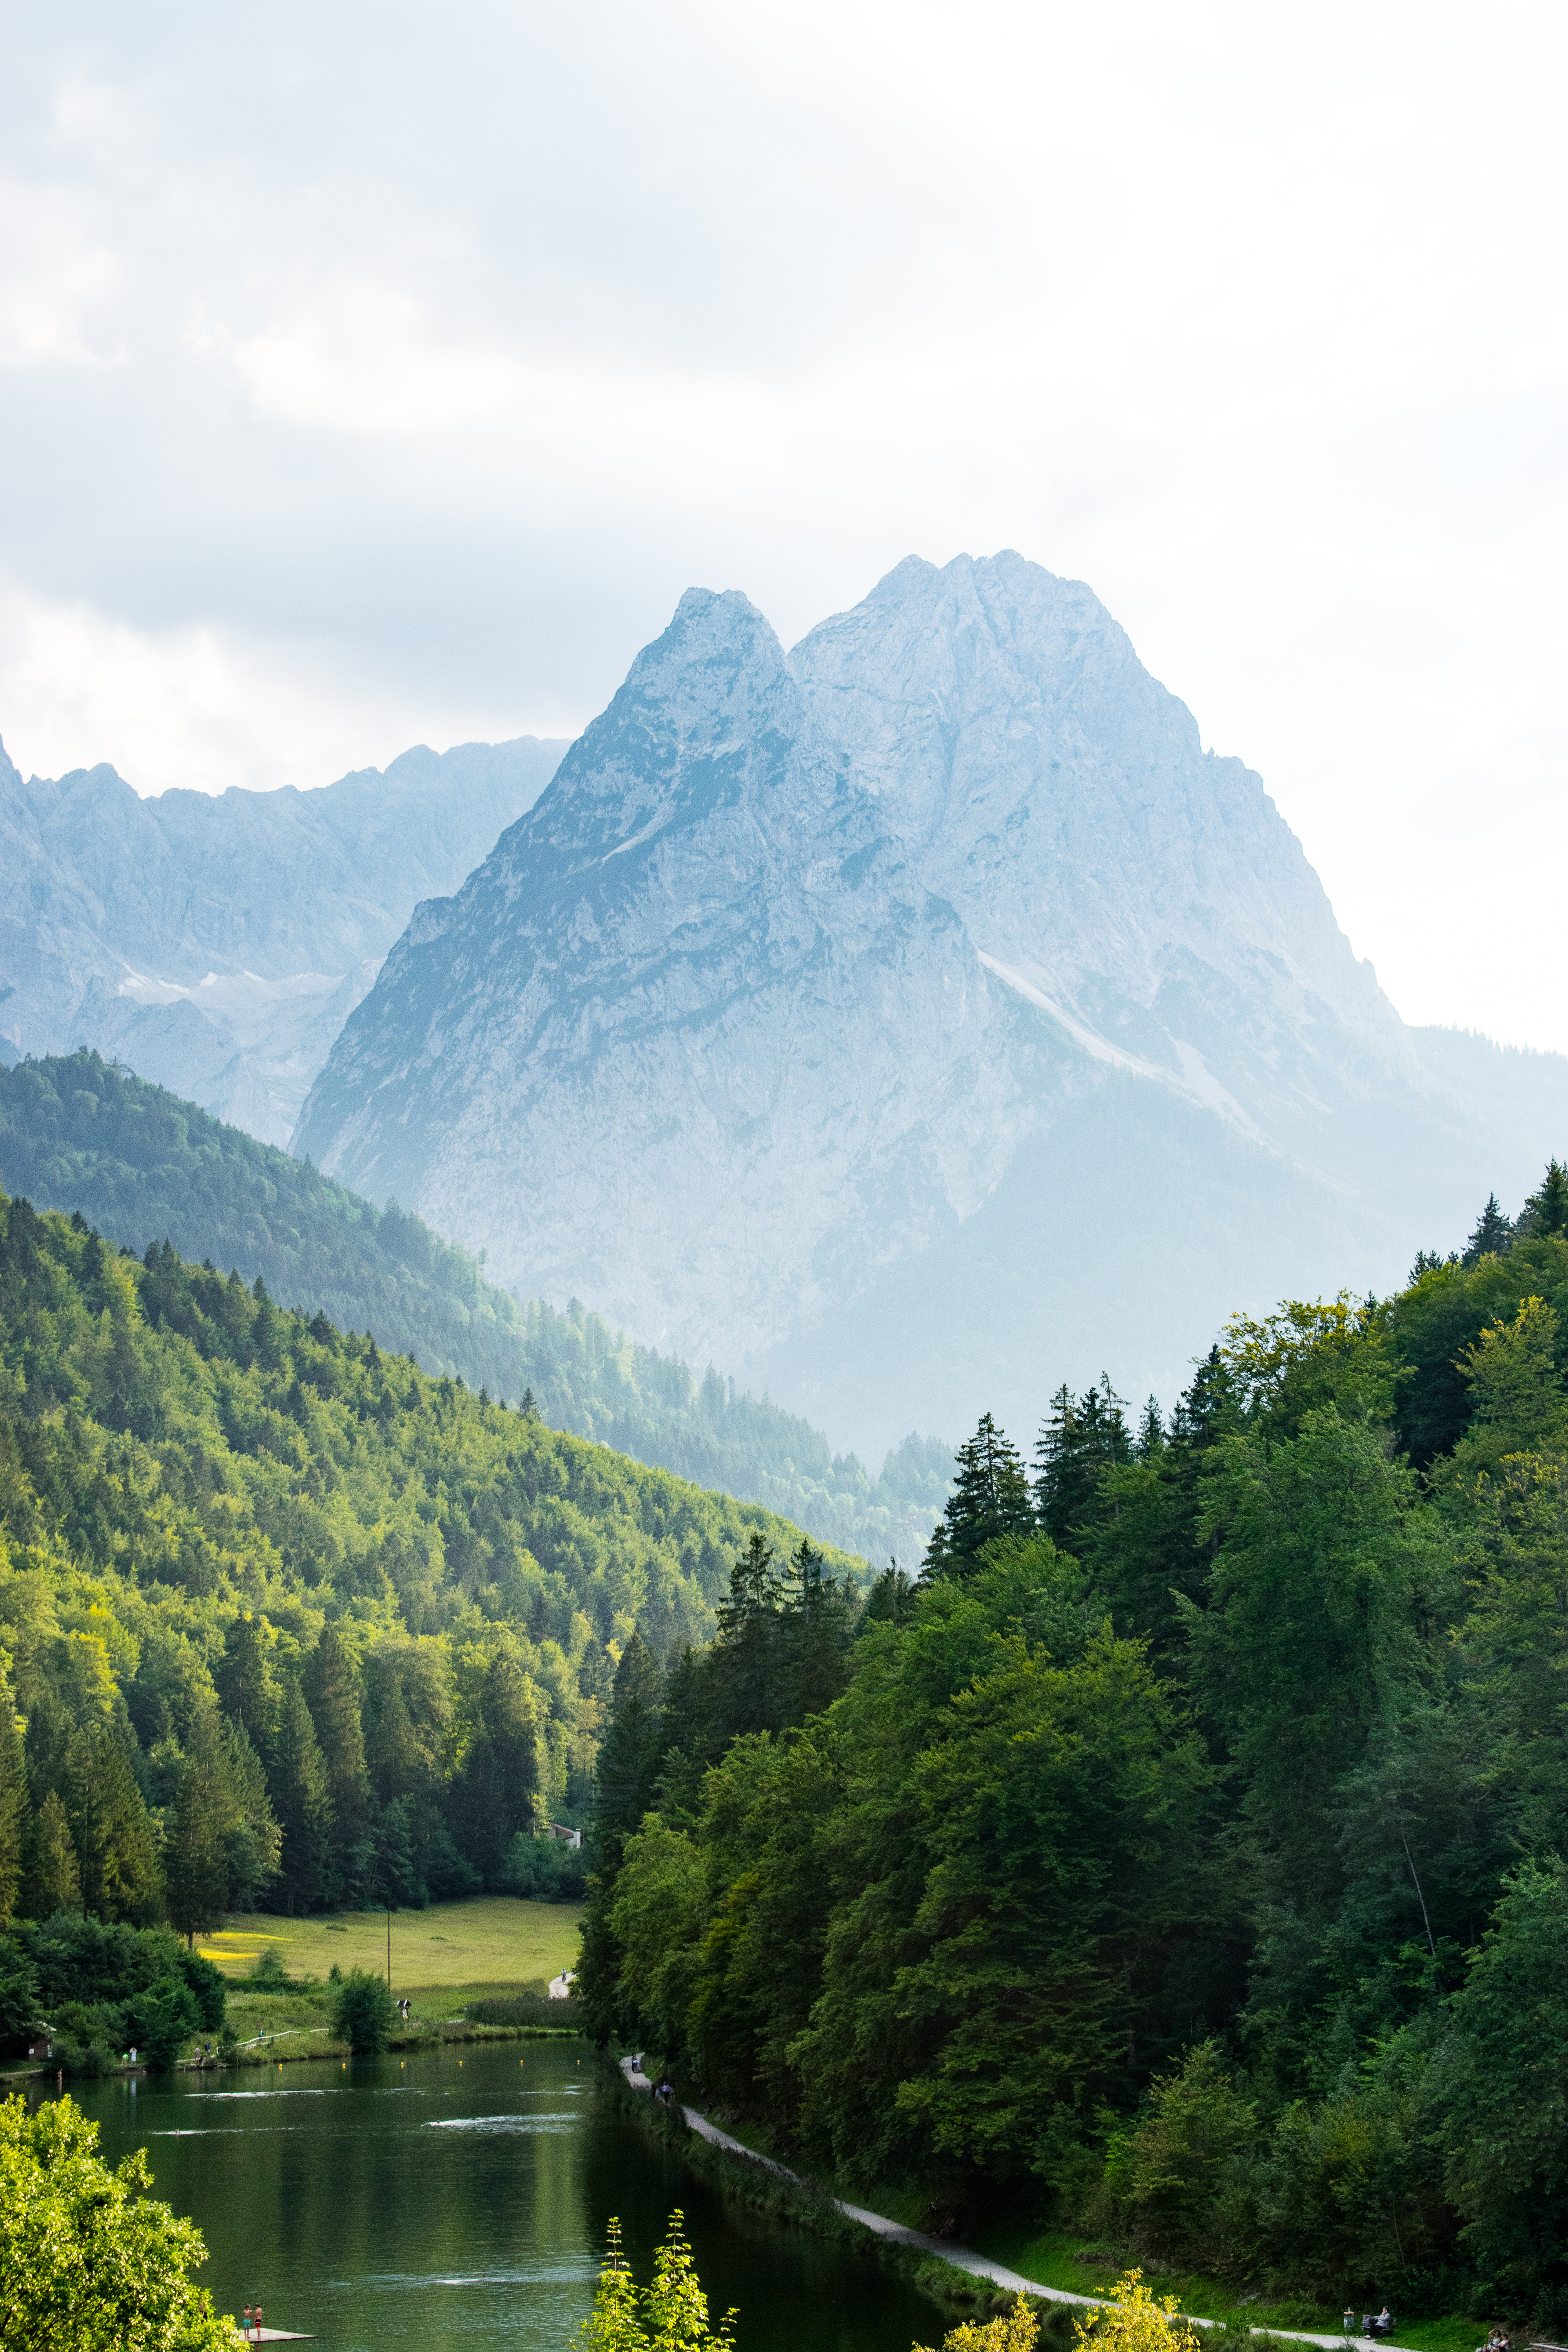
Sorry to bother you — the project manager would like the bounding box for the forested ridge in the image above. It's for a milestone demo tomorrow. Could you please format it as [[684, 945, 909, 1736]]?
[[582, 1163, 1568, 2327], [0, 1053, 949, 1561], [0, 1183, 862, 2000]]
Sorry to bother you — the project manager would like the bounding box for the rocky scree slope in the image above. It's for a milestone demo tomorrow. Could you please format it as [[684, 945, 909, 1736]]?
[[294, 555, 1568, 1457]]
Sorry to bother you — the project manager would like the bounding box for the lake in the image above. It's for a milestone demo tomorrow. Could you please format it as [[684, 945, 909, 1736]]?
[[65, 2039, 942, 2352]]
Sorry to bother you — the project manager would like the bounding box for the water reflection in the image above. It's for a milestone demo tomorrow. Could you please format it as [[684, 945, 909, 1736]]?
[[67, 2040, 937, 2352]]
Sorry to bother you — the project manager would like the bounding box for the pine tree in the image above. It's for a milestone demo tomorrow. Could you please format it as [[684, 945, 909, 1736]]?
[[779, 1537, 853, 1719], [450, 1651, 540, 1880], [65, 1718, 162, 1921], [924, 1413, 1035, 1576], [166, 1702, 231, 1945], [23, 1788, 81, 1917], [367, 1670, 425, 1806], [1461, 1192, 1515, 1266], [590, 1635, 666, 1873], [216, 1612, 280, 1758], [1135, 1396, 1166, 1461], [270, 1678, 332, 1914], [303, 1624, 370, 1867], [0, 1660, 23, 1930], [221, 1717, 281, 1910], [861, 1560, 918, 1627], [1518, 1158, 1568, 1242], [707, 1532, 788, 1739], [577, 1632, 667, 2043], [1033, 1379, 1131, 1544]]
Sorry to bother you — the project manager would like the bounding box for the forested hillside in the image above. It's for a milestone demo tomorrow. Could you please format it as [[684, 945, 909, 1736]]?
[[0, 1185, 860, 1954], [582, 1163, 1568, 2328], [0, 1054, 948, 1562]]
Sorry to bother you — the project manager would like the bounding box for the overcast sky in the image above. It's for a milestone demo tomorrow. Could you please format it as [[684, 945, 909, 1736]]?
[[2, 0, 1564, 1047]]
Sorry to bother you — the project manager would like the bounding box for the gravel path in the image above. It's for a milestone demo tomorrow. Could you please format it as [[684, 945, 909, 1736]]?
[[618, 2058, 1428, 2352]]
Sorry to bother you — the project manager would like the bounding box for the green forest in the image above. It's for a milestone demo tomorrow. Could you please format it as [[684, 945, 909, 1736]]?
[[0, 1053, 949, 1562], [0, 1180, 862, 1996], [581, 1163, 1568, 2328]]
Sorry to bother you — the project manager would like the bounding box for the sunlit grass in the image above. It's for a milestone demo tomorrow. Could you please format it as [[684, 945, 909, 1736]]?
[[207, 1894, 583, 1993]]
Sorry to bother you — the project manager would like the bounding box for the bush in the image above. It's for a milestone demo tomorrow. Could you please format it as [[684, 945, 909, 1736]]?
[[0, 2091, 233, 2350], [465, 1991, 563, 2027], [499, 1831, 587, 1902], [330, 1967, 394, 2054]]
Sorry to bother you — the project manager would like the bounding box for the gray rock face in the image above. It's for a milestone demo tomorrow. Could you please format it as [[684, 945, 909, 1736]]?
[[0, 735, 567, 1143], [292, 554, 1568, 1458]]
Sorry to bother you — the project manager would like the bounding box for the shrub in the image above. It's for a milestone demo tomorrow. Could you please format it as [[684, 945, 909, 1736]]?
[[0, 2091, 232, 2350], [330, 1967, 394, 2054], [464, 1990, 562, 2027], [501, 1831, 588, 1902]]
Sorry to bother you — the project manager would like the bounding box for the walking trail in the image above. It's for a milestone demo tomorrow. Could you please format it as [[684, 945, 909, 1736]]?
[[619, 2059, 1428, 2352]]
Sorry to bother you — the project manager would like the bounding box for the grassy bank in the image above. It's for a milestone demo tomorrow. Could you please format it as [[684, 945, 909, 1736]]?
[[962, 2229, 1487, 2352], [200, 1895, 582, 1989], [610, 2069, 1488, 2352]]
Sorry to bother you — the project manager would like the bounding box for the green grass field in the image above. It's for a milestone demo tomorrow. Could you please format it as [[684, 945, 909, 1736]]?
[[202, 1895, 583, 1993]]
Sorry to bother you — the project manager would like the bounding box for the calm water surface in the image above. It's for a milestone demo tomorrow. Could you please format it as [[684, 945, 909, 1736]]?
[[66, 2040, 937, 2352]]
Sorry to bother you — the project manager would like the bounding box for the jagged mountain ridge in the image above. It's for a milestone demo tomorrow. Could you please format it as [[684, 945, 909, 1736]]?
[[294, 552, 1568, 1457], [0, 733, 567, 1143]]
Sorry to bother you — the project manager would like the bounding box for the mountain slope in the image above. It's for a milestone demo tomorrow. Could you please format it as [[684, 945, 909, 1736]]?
[[0, 733, 568, 1143], [0, 1183, 868, 1925], [293, 553, 1568, 1455], [0, 1052, 947, 1561]]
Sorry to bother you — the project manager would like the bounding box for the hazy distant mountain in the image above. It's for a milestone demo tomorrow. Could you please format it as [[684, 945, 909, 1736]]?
[[300, 557, 1568, 1453], [0, 734, 568, 1144]]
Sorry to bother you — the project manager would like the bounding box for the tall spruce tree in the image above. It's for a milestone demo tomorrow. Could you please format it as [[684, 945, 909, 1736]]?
[[1033, 1377, 1132, 1543], [166, 1701, 231, 1945], [22, 1788, 81, 1916], [0, 1659, 23, 1929], [450, 1650, 539, 1880], [221, 1717, 281, 1909], [270, 1677, 332, 1913], [922, 1412, 1034, 1577], [1518, 1158, 1568, 1242], [1462, 1191, 1516, 1266], [216, 1612, 280, 1759], [578, 1633, 667, 2042], [65, 1717, 162, 1922], [303, 1624, 370, 1879]]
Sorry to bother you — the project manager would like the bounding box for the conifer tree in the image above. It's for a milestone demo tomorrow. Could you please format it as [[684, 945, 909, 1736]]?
[[65, 1718, 162, 1921], [1135, 1396, 1166, 1461], [221, 1717, 281, 1910], [270, 1677, 332, 1913], [1461, 1192, 1515, 1266], [1034, 1377, 1132, 1543], [706, 1531, 787, 1737], [924, 1412, 1034, 1575], [1518, 1158, 1568, 1242], [592, 1636, 666, 1873], [779, 1537, 853, 1719], [0, 1657, 24, 1929], [450, 1650, 540, 1879], [23, 1788, 81, 1916], [577, 1633, 667, 2042], [166, 1701, 231, 1945], [303, 1624, 370, 1865], [216, 1612, 280, 1759]]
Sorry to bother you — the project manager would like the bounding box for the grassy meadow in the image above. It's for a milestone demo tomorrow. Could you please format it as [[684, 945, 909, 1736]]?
[[200, 1894, 582, 1994]]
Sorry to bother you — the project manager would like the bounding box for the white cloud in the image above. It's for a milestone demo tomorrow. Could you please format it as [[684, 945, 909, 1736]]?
[[0, 0, 1563, 1045], [0, 577, 560, 795]]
